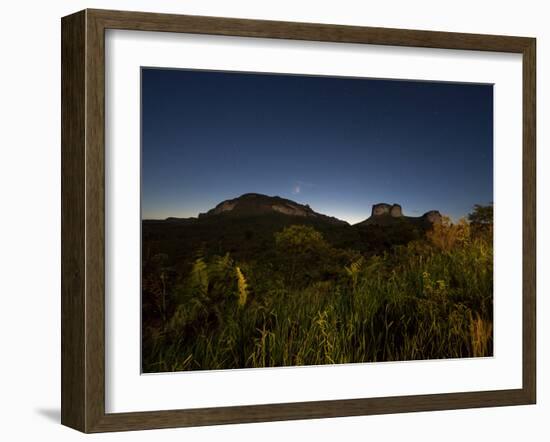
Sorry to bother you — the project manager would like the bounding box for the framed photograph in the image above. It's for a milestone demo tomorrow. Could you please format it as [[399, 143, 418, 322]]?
[[61, 9, 536, 433]]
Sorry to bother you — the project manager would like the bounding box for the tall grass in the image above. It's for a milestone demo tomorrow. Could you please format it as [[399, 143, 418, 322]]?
[[142, 222, 493, 372]]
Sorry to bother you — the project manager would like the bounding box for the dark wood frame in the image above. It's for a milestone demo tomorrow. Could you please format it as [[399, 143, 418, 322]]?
[[61, 8, 536, 433]]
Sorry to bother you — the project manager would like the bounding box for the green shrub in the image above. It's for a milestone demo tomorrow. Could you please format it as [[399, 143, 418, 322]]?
[[142, 221, 493, 372]]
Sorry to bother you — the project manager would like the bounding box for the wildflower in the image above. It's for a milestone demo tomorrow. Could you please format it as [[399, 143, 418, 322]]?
[[235, 266, 248, 307]]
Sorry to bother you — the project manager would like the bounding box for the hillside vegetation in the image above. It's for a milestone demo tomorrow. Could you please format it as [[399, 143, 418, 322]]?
[[142, 204, 493, 372]]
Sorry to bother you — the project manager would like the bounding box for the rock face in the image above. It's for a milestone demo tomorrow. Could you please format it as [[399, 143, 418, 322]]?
[[372, 203, 392, 216], [198, 193, 348, 225], [422, 210, 442, 224], [390, 204, 403, 217], [271, 203, 309, 217], [211, 200, 236, 214], [360, 202, 442, 226], [371, 203, 403, 218]]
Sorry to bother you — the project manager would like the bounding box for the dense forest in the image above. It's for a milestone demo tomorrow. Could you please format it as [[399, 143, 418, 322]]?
[[141, 196, 493, 373]]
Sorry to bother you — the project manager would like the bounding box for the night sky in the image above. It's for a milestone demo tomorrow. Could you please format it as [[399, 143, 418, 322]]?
[[142, 68, 493, 224]]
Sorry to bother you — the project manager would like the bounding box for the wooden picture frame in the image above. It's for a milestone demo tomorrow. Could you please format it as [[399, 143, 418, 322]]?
[[61, 8, 536, 433]]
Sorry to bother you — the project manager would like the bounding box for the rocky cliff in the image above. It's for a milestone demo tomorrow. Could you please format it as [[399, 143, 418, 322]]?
[[198, 193, 348, 225], [358, 203, 442, 226]]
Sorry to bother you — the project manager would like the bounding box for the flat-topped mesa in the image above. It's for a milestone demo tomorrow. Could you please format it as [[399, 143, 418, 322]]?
[[200, 193, 315, 218], [197, 193, 348, 225], [359, 203, 442, 226], [371, 203, 403, 218]]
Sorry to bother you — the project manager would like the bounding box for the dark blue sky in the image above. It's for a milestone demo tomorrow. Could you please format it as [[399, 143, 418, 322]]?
[[142, 68, 493, 224]]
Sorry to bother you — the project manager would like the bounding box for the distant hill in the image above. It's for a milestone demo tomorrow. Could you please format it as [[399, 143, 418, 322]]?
[[196, 193, 348, 225], [143, 194, 354, 263], [152, 195, 441, 227]]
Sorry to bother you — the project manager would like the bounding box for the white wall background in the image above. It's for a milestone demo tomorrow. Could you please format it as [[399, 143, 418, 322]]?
[[0, 0, 547, 440]]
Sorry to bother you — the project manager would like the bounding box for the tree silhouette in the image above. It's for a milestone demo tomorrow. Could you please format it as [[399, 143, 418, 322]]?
[[468, 204, 493, 225]]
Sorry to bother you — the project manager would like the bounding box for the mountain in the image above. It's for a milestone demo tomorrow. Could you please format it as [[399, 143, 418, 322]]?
[[143, 194, 356, 264], [142, 196, 443, 264], [197, 193, 348, 225], [356, 203, 442, 227], [149, 195, 442, 229]]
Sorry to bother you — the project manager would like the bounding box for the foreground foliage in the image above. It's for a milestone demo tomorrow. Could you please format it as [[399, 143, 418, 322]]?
[[142, 212, 493, 372]]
